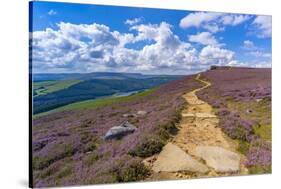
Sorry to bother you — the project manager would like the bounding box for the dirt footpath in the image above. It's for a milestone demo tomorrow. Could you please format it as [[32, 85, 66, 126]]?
[[144, 74, 248, 180]]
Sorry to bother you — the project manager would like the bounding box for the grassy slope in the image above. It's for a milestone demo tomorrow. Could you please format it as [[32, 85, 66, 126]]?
[[227, 99, 272, 141], [33, 80, 81, 96], [34, 88, 157, 118]]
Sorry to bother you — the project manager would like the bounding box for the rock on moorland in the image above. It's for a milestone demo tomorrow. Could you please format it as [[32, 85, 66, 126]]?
[[137, 110, 147, 116], [104, 121, 137, 140]]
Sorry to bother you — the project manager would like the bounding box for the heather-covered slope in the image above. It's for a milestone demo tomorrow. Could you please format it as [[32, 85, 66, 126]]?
[[32, 75, 203, 187], [31, 67, 272, 187], [197, 67, 272, 174]]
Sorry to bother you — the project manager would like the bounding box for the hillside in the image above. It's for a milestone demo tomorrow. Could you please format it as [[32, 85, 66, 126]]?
[[32, 74, 202, 187], [33, 73, 181, 114], [197, 67, 271, 174], [31, 67, 271, 187]]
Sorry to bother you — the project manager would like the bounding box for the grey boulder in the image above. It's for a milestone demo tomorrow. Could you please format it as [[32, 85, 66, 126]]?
[[137, 110, 147, 116], [104, 121, 137, 140]]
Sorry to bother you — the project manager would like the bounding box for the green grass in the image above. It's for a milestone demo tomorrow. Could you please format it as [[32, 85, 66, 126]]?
[[83, 153, 100, 167], [33, 87, 157, 118], [227, 98, 271, 126], [56, 165, 73, 179], [238, 140, 250, 154], [33, 80, 81, 96], [248, 165, 272, 174], [253, 124, 272, 141], [128, 137, 165, 158]]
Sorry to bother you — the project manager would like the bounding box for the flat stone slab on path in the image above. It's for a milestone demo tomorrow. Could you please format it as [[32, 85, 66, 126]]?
[[195, 113, 216, 118], [152, 143, 209, 173], [181, 113, 216, 118], [194, 146, 240, 173]]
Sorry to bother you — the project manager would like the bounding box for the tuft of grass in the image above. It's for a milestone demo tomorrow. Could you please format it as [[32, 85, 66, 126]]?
[[39, 163, 61, 179], [253, 124, 272, 141], [83, 153, 100, 167], [248, 165, 271, 174], [158, 108, 182, 140], [158, 121, 178, 140], [128, 137, 165, 158], [33, 156, 51, 170], [238, 140, 250, 154], [56, 165, 73, 179], [116, 161, 150, 182], [82, 141, 97, 153]]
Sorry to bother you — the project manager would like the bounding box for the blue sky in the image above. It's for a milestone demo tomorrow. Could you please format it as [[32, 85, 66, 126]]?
[[30, 1, 272, 74]]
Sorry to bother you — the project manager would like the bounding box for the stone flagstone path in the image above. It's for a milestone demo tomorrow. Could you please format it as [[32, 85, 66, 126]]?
[[144, 74, 247, 180]]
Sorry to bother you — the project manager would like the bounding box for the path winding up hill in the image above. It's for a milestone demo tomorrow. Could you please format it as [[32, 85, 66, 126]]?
[[143, 74, 248, 180]]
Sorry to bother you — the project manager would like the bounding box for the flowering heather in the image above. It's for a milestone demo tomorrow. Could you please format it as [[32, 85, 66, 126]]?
[[219, 111, 254, 141], [32, 75, 203, 187], [197, 67, 271, 174], [242, 136, 272, 173]]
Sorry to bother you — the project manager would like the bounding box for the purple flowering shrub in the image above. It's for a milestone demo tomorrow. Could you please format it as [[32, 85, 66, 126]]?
[[197, 67, 271, 174], [219, 113, 254, 141], [242, 136, 272, 173], [32, 75, 203, 187]]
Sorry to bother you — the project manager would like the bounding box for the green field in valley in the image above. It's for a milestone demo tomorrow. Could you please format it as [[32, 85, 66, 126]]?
[[33, 87, 157, 118], [33, 80, 81, 96]]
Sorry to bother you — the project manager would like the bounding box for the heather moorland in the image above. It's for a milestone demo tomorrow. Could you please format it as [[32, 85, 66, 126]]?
[[30, 2, 272, 187], [32, 67, 271, 187]]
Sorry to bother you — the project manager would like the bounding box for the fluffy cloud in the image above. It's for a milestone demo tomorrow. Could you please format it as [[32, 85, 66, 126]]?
[[180, 12, 223, 29], [32, 20, 264, 74], [188, 32, 220, 46], [252, 16, 272, 38], [242, 40, 256, 50], [248, 51, 271, 58], [241, 40, 271, 60], [124, 17, 143, 25], [220, 15, 250, 26], [32, 22, 202, 74], [32, 22, 134, 72], [180, 12, 250, 33], [130, 22, 182, 48], [199, 45, 234, 65], [48, 9, 57, 16]]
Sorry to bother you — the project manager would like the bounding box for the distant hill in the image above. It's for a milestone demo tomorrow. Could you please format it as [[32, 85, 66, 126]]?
[[32, 72, 181, 82], [32, 75, 182, 114]]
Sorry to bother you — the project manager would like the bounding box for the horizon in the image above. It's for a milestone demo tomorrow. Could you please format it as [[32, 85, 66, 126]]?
[[30, 1, 272, 75], [32, 65, 272, 75]]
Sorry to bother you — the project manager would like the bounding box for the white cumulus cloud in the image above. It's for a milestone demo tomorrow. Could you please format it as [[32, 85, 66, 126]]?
[[199, 45, 234, 65], [220, 15, 251, 26], [252, 15, 272, 38], [124, 17, 143, 25], [242, 40, 256, 50], [180, 12, 250, 33], [188, 32, 220, 46], [31, 20, 265, 74], [180, 12, 223, 29], [48, 9, 57, 16]]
